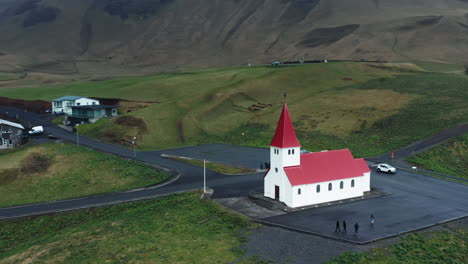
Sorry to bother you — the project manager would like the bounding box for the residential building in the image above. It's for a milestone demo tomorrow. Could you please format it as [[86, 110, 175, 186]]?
[[68, 105, 118, 124], [52, 96, 99, 115], [0, 119, 24, 150]]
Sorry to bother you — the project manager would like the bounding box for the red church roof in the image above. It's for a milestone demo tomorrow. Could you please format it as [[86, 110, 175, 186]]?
[[283, 149, 370, 186], [270, 104, 301, 148]]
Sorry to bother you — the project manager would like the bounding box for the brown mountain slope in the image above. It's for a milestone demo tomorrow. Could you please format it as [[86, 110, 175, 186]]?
[[0, 0, 467, 73]]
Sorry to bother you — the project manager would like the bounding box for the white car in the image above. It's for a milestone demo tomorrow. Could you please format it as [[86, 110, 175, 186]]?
[[28, 126, 44, 135], [376, 163, 396, 174]]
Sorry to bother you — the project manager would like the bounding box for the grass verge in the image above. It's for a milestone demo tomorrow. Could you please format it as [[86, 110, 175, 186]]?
[[168, 156, 257, 174], [327, 226, 467, 263], [0, 143, 170, 207], [0, 192, 262, 264], [407, 133, 468, 180]]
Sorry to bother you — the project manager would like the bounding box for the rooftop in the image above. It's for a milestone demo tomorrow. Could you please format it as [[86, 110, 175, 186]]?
[[71, 105, 118, 110], [0, 119, 25, 130], [53, 96, 82, 102], [270, 104, 301, 148], [284, 149, 370, 186]]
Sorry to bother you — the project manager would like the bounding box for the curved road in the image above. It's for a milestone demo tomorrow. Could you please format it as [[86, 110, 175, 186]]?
[[0, 106, 264, 219], [0, 106, 467, 219]]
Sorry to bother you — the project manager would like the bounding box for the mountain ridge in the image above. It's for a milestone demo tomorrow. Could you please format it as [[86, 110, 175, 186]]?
[[1, 0, 467, 72]]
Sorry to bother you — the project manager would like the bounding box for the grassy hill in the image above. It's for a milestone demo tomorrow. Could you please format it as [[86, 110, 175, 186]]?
[[0, 143, 170, 206], [1, 62, 468, 157], [1, 0, 468, 73], [407, 133, 468, 180]]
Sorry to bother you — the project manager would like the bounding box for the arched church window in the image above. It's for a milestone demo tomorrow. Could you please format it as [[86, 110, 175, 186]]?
[[316, 185, 320, 193], [340, 181, 344, 189], [328, 183, 332, 191], [288, 149, 291, 155], [351, 180, 355, 187], [298, 188, 301, 195], [292, 149, 295, 154], [275, 168, 278, 173]]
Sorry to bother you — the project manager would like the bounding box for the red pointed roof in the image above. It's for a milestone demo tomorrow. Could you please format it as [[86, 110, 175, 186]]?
[[283, 149, 370, 186], [270, 104, 301, 148]]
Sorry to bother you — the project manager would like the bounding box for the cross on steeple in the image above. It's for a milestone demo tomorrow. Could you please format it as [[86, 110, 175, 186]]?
[[283, 91, 288, 104]]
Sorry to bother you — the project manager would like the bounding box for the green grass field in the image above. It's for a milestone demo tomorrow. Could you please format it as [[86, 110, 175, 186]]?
[[328, 226, 467, 264], [407, 133, 468, 180], [168, 156, 257, 174], [0, 192, 263, 264], [1, 62, 467, 157], [0, 143, 170, 206]]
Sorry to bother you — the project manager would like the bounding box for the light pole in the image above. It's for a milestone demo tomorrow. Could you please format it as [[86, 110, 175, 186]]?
[[76, 124, 79, 145], [132, 136, 137, 158], [203, 157, 206, 193]]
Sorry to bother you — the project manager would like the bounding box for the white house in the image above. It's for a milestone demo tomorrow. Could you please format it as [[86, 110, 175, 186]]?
[[264, 104, 371, 208], [52, 96, 99, 115]]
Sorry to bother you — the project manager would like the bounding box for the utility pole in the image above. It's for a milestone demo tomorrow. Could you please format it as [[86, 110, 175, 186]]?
[[203, 157, 206, 193], [76, 124, 79, 145], [132, 136, 137, 158]]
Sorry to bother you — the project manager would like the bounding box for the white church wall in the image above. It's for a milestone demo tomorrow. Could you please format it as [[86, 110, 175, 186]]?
[[362, 172, 371, 192], [290, 176, 367, 208], [281, 147, 300, 167]]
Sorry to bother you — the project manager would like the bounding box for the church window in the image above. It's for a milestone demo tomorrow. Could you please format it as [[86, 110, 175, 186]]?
[[292, 149, 295, 154], [288, 149, 291, 155], [316, 185, 320, 193], [328, 183, 332, 191], [298, 188, 301, 195], [275, 168, 278, 173], [340, 181, 344, 189], [351, 180, 355, 187]]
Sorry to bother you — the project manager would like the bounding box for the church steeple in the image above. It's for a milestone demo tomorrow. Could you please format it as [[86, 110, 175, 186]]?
[[270, 104, 301, 148]]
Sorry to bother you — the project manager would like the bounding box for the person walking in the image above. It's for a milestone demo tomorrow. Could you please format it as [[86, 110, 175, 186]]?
[[371, 214, 375, 224], [342, 220, 347, 233], [335, 220, 341, 232], [354, 222, 359, 234]]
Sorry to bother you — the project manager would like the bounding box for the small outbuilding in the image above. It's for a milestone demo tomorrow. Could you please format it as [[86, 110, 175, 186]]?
[[264, 104, 371, 208], [0, 119, 24, 150]]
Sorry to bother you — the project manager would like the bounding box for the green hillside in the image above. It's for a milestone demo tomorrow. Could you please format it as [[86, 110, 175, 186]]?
[[1, 62, 468, 157]]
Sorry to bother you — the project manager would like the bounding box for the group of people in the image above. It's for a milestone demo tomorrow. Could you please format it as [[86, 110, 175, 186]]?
[[335, 214, 375, 235]]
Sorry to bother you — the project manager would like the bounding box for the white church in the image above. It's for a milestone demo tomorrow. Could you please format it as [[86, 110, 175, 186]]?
[[264, 104, 371, 208]]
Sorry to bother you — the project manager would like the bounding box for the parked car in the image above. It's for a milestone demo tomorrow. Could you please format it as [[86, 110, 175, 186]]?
[[271, 61, 281, 66], [376, 163, 396, 174], [28, 126, 44, 135]]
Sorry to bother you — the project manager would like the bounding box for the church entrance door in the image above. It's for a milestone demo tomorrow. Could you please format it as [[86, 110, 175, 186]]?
[[275, 185, 280, 200]]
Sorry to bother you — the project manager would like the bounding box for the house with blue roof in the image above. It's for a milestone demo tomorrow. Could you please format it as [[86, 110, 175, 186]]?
[[52, 96, 99, 115]]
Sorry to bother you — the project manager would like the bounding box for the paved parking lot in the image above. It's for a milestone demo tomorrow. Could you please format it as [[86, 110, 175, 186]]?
[[260, 169, 468, 244]]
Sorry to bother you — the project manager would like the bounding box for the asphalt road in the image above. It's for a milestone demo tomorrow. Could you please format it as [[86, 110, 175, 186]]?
[[260, 168, 468, 244], [0, 106, 265, 219], [0, 105, 467, 243]]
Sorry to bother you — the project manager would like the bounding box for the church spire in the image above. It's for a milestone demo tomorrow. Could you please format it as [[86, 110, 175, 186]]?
[[270, 104, 301, 148]]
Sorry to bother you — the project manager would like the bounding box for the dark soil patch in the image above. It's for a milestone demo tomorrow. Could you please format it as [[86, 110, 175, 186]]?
[[279, 0, 320, 25], [20, 152, 51, 174], [114, 115, 148, 133], [397, 16, 442, 31], [0, 97, 51, 113], [297, 24, 360, 47], [12, 0, 40, 15], [23, 7, 60, 28], [102, 0, 174, 20], [342, 78, 353, 81]]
